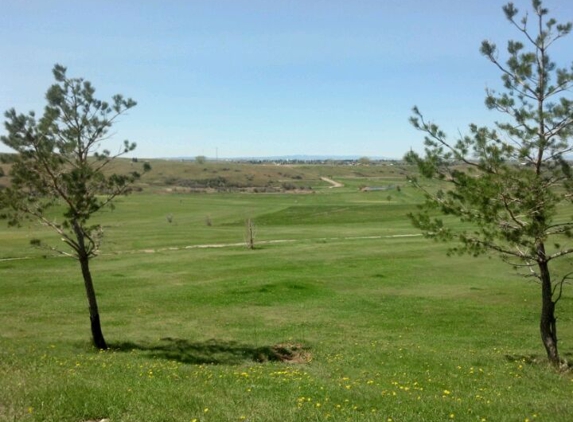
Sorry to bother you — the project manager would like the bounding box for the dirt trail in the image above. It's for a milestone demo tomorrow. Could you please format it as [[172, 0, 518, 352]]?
[[0, 234, 421, 262], [320, 177, 344, 188]]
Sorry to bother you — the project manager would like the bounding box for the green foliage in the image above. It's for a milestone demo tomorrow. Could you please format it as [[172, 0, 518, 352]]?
[[0, 64, 148, 258], [407, 0, 573, 274], [406, 1, 573, 363]]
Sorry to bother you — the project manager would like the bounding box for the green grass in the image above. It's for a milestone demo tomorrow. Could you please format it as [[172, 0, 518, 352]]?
[[1, 165, 573, 422]]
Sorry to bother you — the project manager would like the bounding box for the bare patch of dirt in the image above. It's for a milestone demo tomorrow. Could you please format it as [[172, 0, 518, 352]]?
[[254, 342, 311, 364], [320, 176, 343, 188]]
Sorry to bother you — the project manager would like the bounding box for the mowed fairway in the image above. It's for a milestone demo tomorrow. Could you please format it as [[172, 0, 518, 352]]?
[[1, 167, 573, 422]]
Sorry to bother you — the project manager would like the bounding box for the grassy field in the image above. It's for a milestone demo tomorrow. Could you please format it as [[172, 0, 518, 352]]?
[[1, 163, 573, 422]]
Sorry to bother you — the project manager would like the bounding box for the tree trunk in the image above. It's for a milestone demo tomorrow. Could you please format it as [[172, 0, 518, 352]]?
[[78, 254, 108, 349], [72, 220, 108, 350], [538, 255, 559, 365]]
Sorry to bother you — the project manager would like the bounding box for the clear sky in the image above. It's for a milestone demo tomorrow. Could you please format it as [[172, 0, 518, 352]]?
[[1, 0, 572, 159]]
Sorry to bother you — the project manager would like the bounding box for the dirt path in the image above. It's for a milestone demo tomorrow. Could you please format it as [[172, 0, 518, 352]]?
[[320, 176, 344, 188], [0, 234, 421, 261]]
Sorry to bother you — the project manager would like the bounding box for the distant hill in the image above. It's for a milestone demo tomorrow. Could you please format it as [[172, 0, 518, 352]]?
[[165, 154, 396, 161]]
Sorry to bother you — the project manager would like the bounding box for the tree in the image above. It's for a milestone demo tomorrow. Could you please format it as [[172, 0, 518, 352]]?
[[245, 217, 256, 250], [405, 1, 573, 366], [195, 155, 207, 164], [0, 64, 149, 349]]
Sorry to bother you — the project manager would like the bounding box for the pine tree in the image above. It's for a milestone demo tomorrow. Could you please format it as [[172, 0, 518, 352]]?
[[406, 1, 573, 365], [1, 64, 149, 349]]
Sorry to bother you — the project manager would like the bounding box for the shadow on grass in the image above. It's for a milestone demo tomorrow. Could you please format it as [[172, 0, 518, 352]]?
[[109, 337, 309, 365]]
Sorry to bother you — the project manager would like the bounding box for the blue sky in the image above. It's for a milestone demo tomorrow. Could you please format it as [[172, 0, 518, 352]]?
[[1, 0, 572, 159]]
